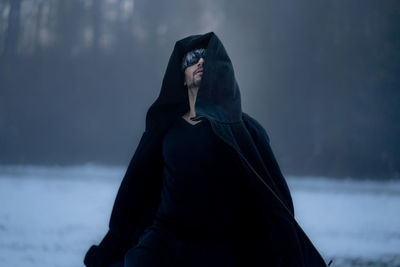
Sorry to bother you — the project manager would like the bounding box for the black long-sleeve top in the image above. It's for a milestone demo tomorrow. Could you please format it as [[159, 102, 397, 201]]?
[[153, 116, 245, 242]]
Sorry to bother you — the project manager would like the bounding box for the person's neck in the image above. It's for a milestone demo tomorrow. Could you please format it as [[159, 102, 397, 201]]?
[[186, 87, 198, 119]]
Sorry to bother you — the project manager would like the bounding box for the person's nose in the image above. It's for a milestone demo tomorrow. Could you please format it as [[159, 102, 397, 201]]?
[[197, 57, 204, 66]]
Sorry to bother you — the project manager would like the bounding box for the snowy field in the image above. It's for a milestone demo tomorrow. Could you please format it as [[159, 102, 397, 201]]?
[[0, 165, 399, 267]]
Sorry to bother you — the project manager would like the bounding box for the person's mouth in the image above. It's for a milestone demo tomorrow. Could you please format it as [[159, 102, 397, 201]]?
[[194, 68, 203, 75]]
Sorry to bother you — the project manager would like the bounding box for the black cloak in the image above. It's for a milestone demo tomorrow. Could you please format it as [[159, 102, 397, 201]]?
[[84, 32, 328, 267]]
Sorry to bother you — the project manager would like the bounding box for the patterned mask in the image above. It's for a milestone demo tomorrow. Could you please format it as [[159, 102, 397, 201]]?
[[181, 48, 206, 71]]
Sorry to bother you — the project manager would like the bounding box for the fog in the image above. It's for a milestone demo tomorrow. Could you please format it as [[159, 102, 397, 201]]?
[[1, 1, 400, 266], [0, 0, 399, 179]]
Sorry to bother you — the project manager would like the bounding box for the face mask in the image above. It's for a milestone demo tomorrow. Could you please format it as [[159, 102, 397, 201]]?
[[181, 48, 206, 71]]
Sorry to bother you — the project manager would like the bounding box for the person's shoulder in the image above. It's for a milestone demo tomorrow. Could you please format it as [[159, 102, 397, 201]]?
[[241, 112, 270, 143], [241, 112, 266, 133], [242, 112, 260, 126]]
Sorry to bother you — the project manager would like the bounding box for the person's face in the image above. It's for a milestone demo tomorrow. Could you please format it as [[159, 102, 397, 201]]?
[[184, 57, 204, 89]]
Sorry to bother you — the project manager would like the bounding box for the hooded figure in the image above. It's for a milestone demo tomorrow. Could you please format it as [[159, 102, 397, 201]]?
[[84, 32, 328, 267]]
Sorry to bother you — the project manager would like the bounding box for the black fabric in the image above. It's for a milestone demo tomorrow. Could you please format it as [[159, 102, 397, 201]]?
[[154, 116, 244, 240], [84, 32, 328, 267], [124, 222, 239, 267]]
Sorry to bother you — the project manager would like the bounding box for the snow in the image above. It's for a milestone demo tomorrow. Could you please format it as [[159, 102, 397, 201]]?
[[0, 165, 399, 267], [288, 177, 400, 266]]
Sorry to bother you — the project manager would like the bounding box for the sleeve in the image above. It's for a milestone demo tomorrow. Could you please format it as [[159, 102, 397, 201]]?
[[84, 131, 162, 267]]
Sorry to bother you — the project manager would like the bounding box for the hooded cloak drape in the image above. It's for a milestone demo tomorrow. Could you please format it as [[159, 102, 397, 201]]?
[[84, 32, 328, 267]]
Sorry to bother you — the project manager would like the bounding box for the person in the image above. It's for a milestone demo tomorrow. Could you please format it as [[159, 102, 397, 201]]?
[[84, 32, 328, 267]]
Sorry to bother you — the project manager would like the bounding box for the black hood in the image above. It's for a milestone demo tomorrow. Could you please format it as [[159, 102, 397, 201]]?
[[145, 32, 242, 132]]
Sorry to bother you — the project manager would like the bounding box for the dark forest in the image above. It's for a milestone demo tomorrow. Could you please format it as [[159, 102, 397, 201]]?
[[1, 0, 399, 179]]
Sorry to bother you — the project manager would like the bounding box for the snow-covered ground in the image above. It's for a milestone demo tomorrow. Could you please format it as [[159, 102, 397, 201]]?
[[0, 165, 399, 267]]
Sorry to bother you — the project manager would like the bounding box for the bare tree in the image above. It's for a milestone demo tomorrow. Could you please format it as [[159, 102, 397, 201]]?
[[3, 0, 22, 56]]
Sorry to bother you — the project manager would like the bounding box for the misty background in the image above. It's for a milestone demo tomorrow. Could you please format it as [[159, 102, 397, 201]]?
[[1, 0, 399, 179], [1, 1, 400, 266]]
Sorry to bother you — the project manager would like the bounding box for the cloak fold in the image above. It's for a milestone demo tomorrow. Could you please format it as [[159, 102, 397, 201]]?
[[84, 32, 327, 267]]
